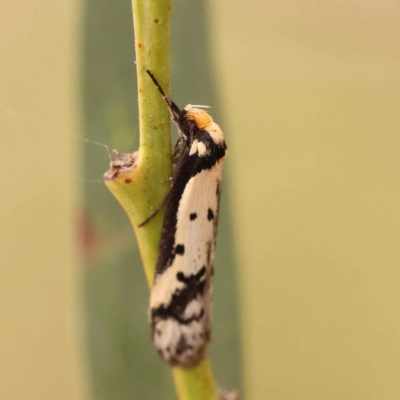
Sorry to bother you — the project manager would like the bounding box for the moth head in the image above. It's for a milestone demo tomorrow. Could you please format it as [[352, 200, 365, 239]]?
[[184, 105, 213, 130], [182, 105, 225, 147]]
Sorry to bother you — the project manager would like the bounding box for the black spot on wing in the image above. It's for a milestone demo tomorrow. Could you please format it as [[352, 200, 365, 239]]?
[[177, 266, 206, 284], [206, 241, 212, 264], [176, 272, 185, 282], [190, 212, 197, 221], [207, 208, 214, 221], [197, 266, 206, 280], [175, 336, 187, 356], [175, 244, 185, 255], [216, 180, 220, 197]]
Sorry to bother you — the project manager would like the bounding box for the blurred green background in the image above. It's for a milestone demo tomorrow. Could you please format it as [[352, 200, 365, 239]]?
[[2, 1, 400, 399]]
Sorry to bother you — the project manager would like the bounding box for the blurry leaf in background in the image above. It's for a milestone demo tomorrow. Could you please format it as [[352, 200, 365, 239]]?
[[212, 1, 400, 399], [81, 0, 242, 399], [1, 1, 87, 399]]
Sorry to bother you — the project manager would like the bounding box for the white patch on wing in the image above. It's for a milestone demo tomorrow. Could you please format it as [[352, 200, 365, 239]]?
[[196, 142, 208, 157], [153, 319, 181, 351], [183, 299, 202, 319], [153, 318, 205, 366], [189, 139, 199, 156], [189, 140, 209, 157], [207, 122, 224, 144], [150, 267, 185, 309]]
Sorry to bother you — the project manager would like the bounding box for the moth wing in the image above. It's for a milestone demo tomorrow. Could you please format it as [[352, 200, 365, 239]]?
[[150, 151, 224, 367]]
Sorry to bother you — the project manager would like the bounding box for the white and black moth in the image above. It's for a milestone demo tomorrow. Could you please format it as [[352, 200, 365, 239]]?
[[143, 70, 227, 368]]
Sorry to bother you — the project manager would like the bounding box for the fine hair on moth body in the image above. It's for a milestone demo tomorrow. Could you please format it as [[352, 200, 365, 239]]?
[[142, 70, 227, 368]]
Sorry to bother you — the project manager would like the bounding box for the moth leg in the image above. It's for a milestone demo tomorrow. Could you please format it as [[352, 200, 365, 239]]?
[[138, 192, 170, 227], [173, 137, 187, 165]]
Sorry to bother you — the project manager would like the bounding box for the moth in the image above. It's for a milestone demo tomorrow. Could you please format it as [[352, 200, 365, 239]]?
[[144, 70, 227, 368]]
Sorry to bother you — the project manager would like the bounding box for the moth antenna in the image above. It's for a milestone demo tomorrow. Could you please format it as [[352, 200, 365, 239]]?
[[146, 70, 181, 124], [170, 101, 182, 116], [190, 105, 211, 109], [146, 70, 167, 98]]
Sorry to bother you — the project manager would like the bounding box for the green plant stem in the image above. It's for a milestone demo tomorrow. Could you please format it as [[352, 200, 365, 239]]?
[[104, 1, 220, 399], [173, 358, 219, 400]]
